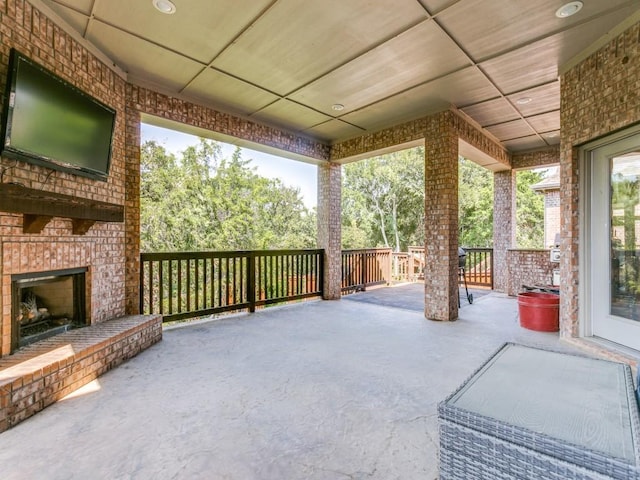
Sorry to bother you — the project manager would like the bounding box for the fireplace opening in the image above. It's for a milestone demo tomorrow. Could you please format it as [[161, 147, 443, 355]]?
[[11, 267, 88, 352]]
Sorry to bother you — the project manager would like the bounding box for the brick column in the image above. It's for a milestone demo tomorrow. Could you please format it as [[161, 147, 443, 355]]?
[[424, 112, 459, 321], [317, 162, 342, 300], [559, 143, 580, 338], [493, 170, 515, 293], [124, 98, 141, 314]]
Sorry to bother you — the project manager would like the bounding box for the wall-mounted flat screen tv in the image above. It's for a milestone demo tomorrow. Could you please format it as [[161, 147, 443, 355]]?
[[0, 48, 116, 181]]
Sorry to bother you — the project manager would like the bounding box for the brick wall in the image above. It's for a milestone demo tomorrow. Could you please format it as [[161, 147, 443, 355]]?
[[317, 162, 341, 299], [424, 111, 459, 321], [126, 85, 329, 162], [3, 0, 614, 341], [506, 250, 555, 296], [544, 190, 560, 248], [330, 117, 428, 162], [512, 146, 559, 170], [0, 1, 128, 357], [560, 20, 640, 338], [124, 105, 141, 315], [493, 170, 515, 292], [450, 109, 510, 167], [330, 107, 510, 168]]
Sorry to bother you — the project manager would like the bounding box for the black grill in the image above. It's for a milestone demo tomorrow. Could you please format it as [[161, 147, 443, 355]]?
[[458, 247, 467, 268]]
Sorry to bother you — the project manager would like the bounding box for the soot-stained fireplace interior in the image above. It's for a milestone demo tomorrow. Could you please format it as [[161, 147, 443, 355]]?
[[11, 267, 88, 352]]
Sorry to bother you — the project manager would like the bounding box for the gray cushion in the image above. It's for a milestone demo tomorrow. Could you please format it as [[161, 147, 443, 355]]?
[[449, 344, 637, 462]]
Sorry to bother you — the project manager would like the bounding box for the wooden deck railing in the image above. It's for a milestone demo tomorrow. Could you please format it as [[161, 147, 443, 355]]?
[[341, 248, 392, 292], [140, 249, 324, 322], [390, 246, 493, 288], [463, 248, 493, 288], [141, 246, 491, 321], [392, 252, 409, 282], [391, 246, 426, 283]]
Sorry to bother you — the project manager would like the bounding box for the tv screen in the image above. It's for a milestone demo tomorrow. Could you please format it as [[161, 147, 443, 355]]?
[[1, 49, 116, 181]]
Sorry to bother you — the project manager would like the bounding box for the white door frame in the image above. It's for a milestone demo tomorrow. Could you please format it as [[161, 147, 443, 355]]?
[[580, 124, 640, 347]]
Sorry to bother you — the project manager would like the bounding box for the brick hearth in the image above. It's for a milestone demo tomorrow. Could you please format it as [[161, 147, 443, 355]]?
[[0, 314, 162, 433]]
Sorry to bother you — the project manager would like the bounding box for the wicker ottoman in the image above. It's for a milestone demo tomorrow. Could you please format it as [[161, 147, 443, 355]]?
[[438, 343, 640, 479]]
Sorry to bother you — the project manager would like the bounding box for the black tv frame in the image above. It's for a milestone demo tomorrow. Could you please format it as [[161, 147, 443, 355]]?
[[0, 48, 116, 182]]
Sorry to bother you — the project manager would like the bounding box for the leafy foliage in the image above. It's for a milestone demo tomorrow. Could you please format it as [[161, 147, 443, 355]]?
[[516, 169, 546, 248], [341, 148, 425, 251], [458, 157, 494, 247], [141, 137, 546, 255], [341, 150, 545, 251], [140, 139, 316, 252]]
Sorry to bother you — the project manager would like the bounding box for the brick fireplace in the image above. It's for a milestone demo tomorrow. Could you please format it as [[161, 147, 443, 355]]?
[[0, 0, 137, 358], [11, 267, 88, 352], [0, 2, 161, 432], [0, 237, 122, 357]]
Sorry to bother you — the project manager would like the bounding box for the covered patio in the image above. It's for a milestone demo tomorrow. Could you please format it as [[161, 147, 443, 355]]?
[[0, 289, 570, 479], [1, 1, 640, 475], [0, 1, 636, 358]]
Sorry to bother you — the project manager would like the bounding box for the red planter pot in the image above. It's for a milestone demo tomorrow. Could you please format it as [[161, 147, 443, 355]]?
[[517, 292, 559, 332]]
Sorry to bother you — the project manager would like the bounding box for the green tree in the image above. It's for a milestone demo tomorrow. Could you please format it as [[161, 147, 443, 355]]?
[[612, 173, 640, 251], [341, 150, 546, 252], [516, 169, 546, 248], [341, 147, 424, 251], [140, 140, 194, 250], [458, 157, 494, 247], [140, 138, 316, 252]]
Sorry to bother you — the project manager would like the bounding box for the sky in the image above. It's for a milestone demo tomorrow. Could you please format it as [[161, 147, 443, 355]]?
[[140, 123, 318, 208]]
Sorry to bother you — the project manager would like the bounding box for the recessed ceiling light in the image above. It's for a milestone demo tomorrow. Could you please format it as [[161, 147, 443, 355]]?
[[331, 103, 345, 111], [153, 0, 176, 14], [546, 132, 559, 138], [555, 1, 583, 18], [516, 97, 533, 105]]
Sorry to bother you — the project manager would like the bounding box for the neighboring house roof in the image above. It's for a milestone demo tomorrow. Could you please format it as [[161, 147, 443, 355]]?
[[531, 171, 560, 192]]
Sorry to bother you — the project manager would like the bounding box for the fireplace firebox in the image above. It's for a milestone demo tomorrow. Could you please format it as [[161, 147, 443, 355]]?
[[11, 267, 88, 353]]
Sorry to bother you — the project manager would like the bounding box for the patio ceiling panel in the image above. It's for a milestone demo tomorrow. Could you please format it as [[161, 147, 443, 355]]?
[[85, 22, 205, 91], [526, 112, 561, 134], [485, 120, 536, 142], [286, 20, 471, 116], [479, 5, 637, 94], [541, 131, 561, 146], [249, 99, 334, 132], [506, 83, 560, 118], [436, 0, 636, 62], [460, 98, 520, 128], [504, 136, 548, 151], [91, 0, 273, 64], [47, 0, 93, 10], [417, 0, 460, 15], [209, 0, 429, 96], [44, 0, 92, 33], [38, 0, 640, 153], [479, 43, 561, 96], [340, 67, 498, 133], [180, 68, 280, 117], [304, 120, 366, 143]]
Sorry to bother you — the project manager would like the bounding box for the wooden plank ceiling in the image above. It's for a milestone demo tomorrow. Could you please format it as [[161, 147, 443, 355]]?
[[42, 0, 640, 152]]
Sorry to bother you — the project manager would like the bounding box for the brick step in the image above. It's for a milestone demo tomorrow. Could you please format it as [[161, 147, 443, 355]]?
[[0, 314, 162, 433]]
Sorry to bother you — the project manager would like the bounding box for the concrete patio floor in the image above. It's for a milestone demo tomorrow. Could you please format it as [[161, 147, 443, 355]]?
[[342, 282, 490, 312], [0, 288, 574, 480]]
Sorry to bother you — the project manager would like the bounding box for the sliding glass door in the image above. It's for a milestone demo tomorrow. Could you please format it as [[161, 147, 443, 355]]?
[[589, 132, 640, 350]]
